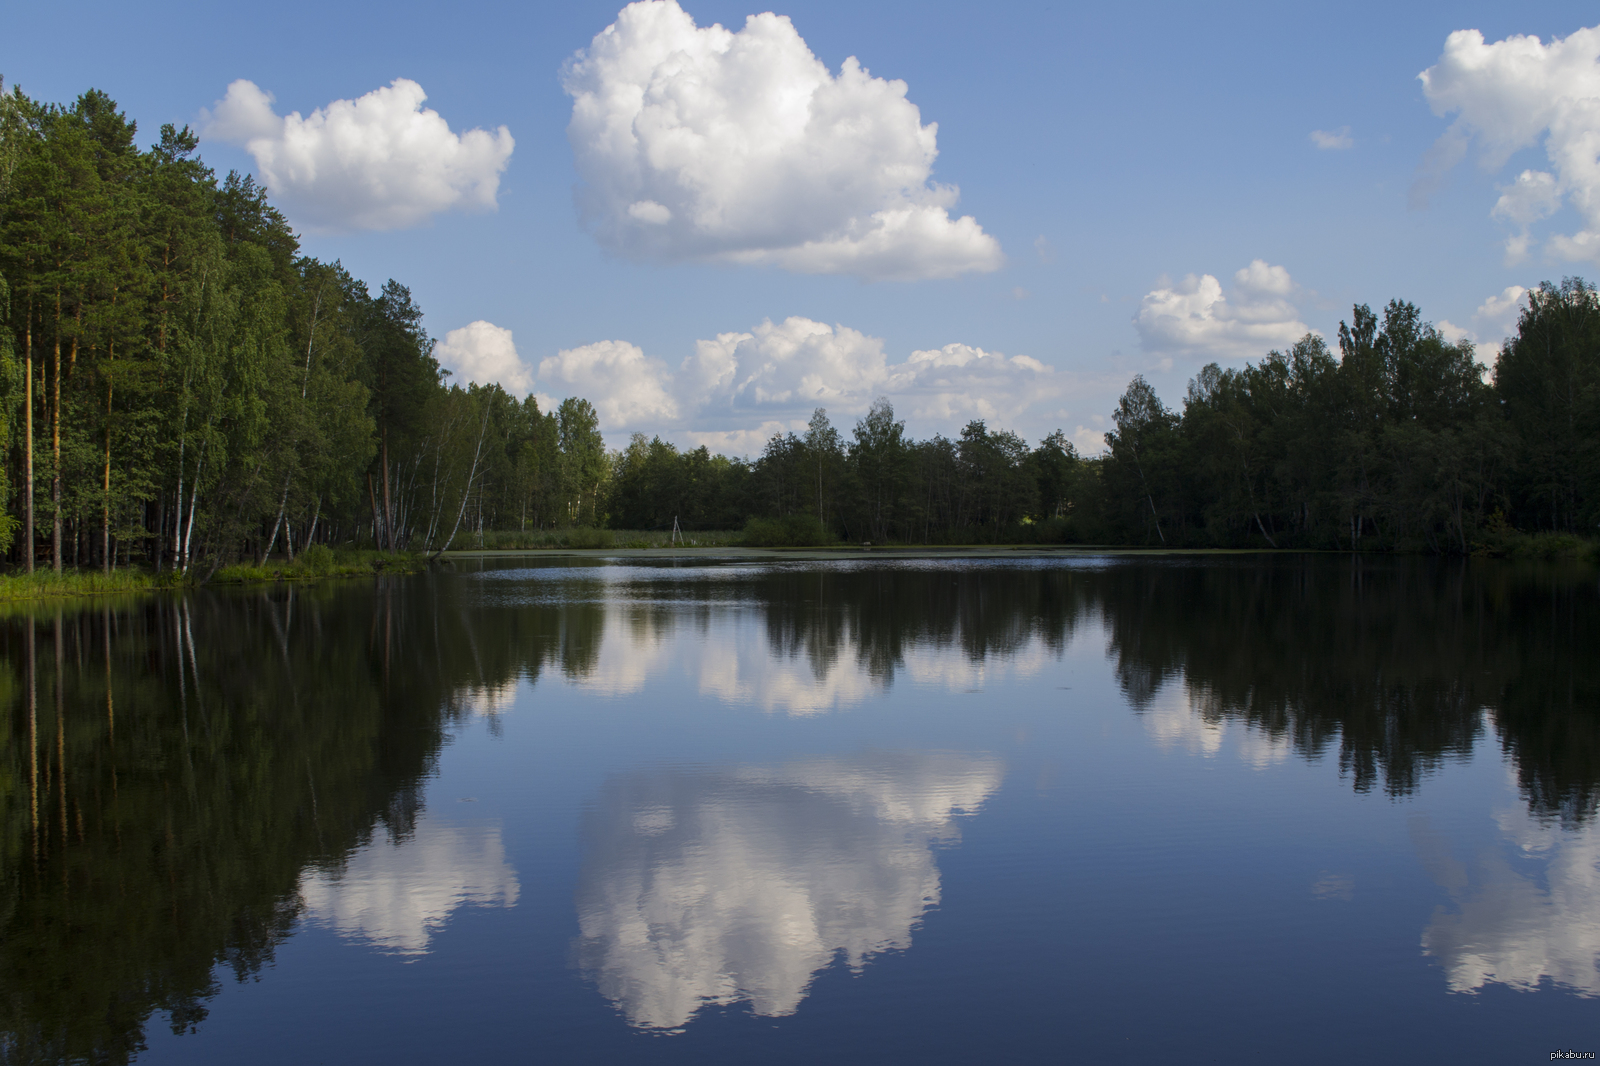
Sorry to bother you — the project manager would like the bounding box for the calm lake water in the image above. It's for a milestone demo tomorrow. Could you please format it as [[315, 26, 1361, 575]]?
[[2, 554, 1597, 1063]]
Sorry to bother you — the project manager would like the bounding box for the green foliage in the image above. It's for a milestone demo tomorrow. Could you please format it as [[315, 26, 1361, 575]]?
[[563, 526, 614, 549], [296, 541, 335, 572], [0, 84, 1595, 561], [741, 513, 835, 547], [0, 567, 179, 601]]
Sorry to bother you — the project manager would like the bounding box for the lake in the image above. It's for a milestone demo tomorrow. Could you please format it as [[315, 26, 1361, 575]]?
[[2, 554, 1596, 1063]]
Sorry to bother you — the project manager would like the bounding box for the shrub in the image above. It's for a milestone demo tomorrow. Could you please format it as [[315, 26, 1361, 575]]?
[[741, 514, 835, 547], [297, 542, 336, 573], [564, 526, 615, 549]]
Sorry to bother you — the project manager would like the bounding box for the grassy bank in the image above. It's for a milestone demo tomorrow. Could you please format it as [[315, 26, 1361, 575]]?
[[0, 545, 429, 602], [209, 544, 427, 584], [0, 568, 185, 602], [458, 528, 746, 551], [1474, 516, 1599, 562]]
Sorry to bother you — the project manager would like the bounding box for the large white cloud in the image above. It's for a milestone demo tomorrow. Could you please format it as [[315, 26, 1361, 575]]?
[[683, 318, 1060, 434], [1417, 25, 1600, 263], [1135, 260, 1312, 362], [436, 320, 535, 396], [683, 317, 890, 411], [538, 339, 681, 427], [516, 316, 1062, 444], [574, 752, 1004, 1029], [201, 78, 513, 232], [561, 0, 1002, 280]]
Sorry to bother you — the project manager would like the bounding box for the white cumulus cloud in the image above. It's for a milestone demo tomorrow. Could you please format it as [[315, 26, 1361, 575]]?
[[1135, 260, 1312, 361], [521, 317, 1066, 446], [684, 317, 890, 411], [1474, 284, 1530, 344], [561, 0, 1002, 280], [201, 78, 514, 232], [679, 317, 1060, 435], [436, 321, 534, 396], [538, 339, 681, 429], [1425, 285, 1531, 349], [1416, 25, 1600, 262]]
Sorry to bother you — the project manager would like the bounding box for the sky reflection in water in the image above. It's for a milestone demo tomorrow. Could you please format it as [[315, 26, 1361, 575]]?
[[4, 556, 1597, 1063]]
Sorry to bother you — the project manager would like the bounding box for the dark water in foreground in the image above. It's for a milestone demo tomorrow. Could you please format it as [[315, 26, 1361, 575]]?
[[1, 555, 1596, 1064]]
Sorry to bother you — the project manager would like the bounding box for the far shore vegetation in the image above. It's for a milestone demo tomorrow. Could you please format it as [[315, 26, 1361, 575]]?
[[0, 82, 1597, 602]]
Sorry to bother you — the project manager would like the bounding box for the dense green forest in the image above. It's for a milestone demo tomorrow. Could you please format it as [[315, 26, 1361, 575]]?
[[1, 83, 1597, 568]]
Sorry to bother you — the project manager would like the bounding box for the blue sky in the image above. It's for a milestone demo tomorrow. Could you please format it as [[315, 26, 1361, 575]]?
[[4, 1, 1595, 451]]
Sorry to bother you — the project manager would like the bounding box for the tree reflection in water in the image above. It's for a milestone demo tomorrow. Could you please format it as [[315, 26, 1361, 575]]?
[[0, 556, 1593, 1058]]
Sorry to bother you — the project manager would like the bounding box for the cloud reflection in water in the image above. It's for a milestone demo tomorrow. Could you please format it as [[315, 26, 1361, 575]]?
[[1415, 802, 1600, 997], [300, 814, 520, 957], [575, 751, 1004, 1029]]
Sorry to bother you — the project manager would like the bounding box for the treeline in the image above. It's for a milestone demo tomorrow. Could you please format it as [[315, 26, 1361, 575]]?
[[0, 83, 609, 576], [3, 83, 1597, 565], [611, 287, 1600, 552]]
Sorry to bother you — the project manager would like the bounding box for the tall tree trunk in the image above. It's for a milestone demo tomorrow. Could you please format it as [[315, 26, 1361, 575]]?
[[304, 496, 321, 551], [103, 345, 114, 574], [259, 475, 291, 565], [367, 472, 383, 550], [431, 402, 492, 558], [23, 300, 33, 573], [182, 443, 205, 573], [51, 290, 61, 572], [381, 426, 394, 553]]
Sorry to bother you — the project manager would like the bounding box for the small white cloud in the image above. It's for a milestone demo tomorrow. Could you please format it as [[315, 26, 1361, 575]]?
[[1072, 425, 1105, 456], [436, 321, 534, 396], [1493, 170, 1562, 226], [538, 340, 680, 430], [885, 342, 1059, 425], [1436, 320, 1474, 344], [627, 200, 672, 224], [562, 0, 1001, 280], [1491, 170, 1562, 264], [201, 78, 513, 232], [1472, 285, 1530, 342], [1135, 260, 1312, 361], [1034, 235, 1056, 264], [683, 422, 800, 457], [1416, 24, 1600, 260], [1310, 126, 1353, 150]]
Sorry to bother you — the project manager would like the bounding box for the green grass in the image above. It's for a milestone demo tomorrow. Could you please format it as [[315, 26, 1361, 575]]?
[[1474, 514, 1599, 562], [0, 567, 184, 602], [458, 527, 745, 551], [210, 545, 426, 584]]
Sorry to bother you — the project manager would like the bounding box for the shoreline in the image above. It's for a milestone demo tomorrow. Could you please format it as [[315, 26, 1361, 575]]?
[[0, 543, 1587, 604]]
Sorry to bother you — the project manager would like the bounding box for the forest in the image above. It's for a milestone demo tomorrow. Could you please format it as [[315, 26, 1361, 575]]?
[[1, 83, 1598, 570]]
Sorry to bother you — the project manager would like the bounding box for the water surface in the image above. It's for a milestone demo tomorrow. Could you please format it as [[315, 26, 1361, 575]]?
[[2, 555, 1596, 1063]]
